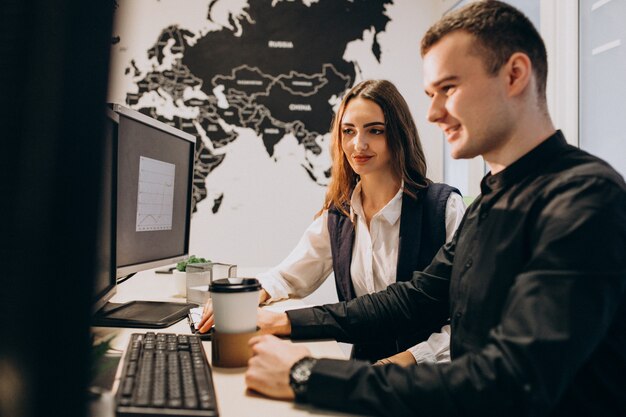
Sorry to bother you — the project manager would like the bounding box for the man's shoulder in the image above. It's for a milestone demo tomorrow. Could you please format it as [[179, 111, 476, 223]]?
[[541, 146, 626, 193]]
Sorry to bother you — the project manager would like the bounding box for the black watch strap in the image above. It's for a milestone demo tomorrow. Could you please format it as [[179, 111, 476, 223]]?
[[289, 356, 318, 403]]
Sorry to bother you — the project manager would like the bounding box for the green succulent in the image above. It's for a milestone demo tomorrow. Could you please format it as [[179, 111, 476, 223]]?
[[176, 255, 210, 272]]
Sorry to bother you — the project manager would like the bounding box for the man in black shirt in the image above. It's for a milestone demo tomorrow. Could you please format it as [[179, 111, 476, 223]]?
[[243, 2, 626, 416]]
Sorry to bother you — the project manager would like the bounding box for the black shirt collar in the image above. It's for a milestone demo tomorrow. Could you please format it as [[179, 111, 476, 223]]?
[[481, 130, 567, 194]]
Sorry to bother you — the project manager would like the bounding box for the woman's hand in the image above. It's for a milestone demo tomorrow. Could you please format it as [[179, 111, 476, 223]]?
[[198, 288, 271, 334], [258, 288, 270, 304], [198, 298, 215, 333]]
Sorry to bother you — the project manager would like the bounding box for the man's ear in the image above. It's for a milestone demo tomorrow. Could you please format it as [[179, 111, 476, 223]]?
[[505, 52, 532, 97]]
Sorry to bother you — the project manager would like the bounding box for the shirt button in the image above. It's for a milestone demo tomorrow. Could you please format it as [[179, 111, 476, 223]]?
[[465, 258, 473, 269], [479, 212, 488, 220], [454, 312, 462, 319]]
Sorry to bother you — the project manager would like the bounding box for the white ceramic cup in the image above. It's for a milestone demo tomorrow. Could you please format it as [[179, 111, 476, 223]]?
[[209, 278, 261, 334]]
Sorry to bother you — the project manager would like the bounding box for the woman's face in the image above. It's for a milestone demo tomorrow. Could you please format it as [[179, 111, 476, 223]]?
[[340, 97, 393, 178]]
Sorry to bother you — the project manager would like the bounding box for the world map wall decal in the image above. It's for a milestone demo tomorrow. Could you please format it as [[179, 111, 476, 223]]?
[[117, 0, 392, 214]]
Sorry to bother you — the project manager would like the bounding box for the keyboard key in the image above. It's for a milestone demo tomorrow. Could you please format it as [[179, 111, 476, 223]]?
[[121, 377, 134, 396]]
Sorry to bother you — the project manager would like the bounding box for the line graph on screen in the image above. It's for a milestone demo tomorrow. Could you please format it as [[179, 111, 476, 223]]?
[[136, 156, 176, 231]]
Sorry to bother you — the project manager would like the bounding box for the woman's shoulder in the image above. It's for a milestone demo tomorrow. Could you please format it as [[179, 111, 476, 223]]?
[[402, 182, 462, 216], [404, 180, 460, 201], [425, 182, 461, 198], [327, 203, 350, 218]]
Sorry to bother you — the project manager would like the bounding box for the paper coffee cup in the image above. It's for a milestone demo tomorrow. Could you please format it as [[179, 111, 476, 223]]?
[[209, 278, 261, 334]]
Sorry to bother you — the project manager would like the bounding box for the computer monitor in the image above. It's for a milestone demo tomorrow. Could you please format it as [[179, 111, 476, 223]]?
[[92, 107, 118, 313], [112, 104, 196, 278], [92, 104, 197, 328]]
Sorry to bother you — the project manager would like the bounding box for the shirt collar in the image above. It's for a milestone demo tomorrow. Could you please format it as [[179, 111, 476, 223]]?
[[350, 180, 404, 225], [481, 130, 568, 194]]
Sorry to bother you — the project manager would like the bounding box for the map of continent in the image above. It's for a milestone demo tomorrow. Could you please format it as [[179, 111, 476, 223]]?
[[122, 0, 393, 213]]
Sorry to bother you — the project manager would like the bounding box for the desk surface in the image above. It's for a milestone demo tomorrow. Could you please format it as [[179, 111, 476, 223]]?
[[92, 268, 360, 417]]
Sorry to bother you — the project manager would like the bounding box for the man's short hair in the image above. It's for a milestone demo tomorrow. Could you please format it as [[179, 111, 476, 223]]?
[[421, 0, 548, 100]]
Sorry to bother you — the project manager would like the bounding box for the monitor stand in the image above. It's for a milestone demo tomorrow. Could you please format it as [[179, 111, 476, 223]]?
[[92, 300, 197, 328]]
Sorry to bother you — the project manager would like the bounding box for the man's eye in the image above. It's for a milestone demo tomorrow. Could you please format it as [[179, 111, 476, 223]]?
[[442, 85, 456, 96]]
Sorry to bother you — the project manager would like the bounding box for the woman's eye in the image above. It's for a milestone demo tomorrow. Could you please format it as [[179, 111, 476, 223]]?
[[370, 128, 385, 135], [342, 128, 354, 135]]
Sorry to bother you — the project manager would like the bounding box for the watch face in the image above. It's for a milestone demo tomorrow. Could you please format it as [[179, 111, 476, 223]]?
[[293, 361, 313, 382], [290, 357, 317, 400], [289, 357, 317, 399]]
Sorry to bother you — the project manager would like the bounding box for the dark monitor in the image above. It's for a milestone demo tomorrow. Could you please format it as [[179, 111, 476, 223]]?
[[92, 107, 118, 313], [92, 104, 196, 328], [112, 104, 196, 278], [1, 0, 115, 415]]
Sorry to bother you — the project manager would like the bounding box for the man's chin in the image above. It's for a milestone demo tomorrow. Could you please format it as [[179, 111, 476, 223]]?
[[450, 147, 469, 160], [449, 141, 480, 160]]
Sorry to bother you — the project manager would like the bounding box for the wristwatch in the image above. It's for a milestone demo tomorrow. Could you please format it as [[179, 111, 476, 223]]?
[[289, 356, 318, 403]]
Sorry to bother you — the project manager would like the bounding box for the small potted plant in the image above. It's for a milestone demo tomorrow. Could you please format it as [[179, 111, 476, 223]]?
[[172, 255, 211, 297]]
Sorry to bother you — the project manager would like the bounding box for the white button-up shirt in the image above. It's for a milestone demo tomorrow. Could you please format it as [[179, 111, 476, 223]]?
[[350, 182, 405, 297], [257, 183, 465, 363]]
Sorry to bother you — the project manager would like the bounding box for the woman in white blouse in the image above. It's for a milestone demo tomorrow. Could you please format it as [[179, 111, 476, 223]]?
[[200, 80, 465, 365]]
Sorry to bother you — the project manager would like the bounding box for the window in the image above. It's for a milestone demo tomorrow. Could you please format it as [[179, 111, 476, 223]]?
[[579, 0, 626, 178]]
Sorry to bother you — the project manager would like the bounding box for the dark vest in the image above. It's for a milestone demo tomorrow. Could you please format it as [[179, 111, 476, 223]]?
[[327, 183, 460, 362]]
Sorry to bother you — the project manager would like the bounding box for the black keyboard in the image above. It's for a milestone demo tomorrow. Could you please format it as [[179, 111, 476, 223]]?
[[115, 332, 219, 417]]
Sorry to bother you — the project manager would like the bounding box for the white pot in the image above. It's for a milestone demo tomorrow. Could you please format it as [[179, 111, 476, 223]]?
[[172, 270, 187, 297]]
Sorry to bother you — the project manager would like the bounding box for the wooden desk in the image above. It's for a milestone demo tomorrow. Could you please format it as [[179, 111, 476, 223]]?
[[92, 269, 360, 417]]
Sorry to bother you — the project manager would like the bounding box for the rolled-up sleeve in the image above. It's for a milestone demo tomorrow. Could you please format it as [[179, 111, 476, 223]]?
[[444, 192, 465, 243], [256, 211, 334, 302]]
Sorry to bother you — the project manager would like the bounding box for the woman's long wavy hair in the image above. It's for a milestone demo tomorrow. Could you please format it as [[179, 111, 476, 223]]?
[[320, 79, 429, 217]]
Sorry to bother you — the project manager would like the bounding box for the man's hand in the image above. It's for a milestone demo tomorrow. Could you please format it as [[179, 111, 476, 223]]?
[[373, 350, 417, 367], [198, 289, 270, 334], [258, 309, 292, 336], [245, 334, 311, 399]]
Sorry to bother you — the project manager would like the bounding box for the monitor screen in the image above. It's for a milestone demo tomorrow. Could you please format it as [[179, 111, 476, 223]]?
[[112, 104, 196, 278], [92, 107, 118, 313]]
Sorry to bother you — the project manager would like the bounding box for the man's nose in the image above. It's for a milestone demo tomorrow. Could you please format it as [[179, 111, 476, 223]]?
[[427, 94, 446, 124]]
